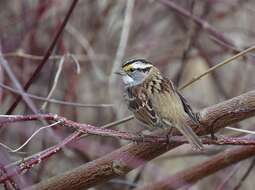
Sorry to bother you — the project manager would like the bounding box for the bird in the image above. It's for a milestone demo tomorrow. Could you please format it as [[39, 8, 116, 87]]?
[[115, 58, 203, 150]]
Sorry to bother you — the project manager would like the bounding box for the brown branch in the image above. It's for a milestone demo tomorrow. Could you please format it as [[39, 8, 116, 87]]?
[[134, 144, 255, 190], [25, 90, 255, 190]]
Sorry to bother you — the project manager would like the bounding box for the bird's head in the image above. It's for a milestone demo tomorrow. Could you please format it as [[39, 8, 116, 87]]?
[[115, 59, 154, 86]]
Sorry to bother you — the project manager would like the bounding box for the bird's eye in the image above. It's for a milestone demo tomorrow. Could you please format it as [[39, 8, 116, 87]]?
[[129, 68, 134, 72]]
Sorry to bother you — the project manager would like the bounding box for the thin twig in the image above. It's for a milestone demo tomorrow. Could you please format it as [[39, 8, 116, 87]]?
[[66, 24, 106, 81], [79, 115, 134, 138], [174, 0, 196, 86], [100, 115, 134, 129], [6, 0, 80, 114], [158, 0, 236, 51], [68, 54, 81, 74], [179, 44, 255, 90], [233, 157, 255, 190], [0, 121, 61, 153], [41, 56, 65, 110], [215, 164, 241, 190], [0, 162, 19, 190], [3, 51, 107, 62], [225, 127, 255, 135], [0, 82, 113, 108], [0, 49, 38, 114], [0, 131, 82, 184], [110, 0, 135, 83]]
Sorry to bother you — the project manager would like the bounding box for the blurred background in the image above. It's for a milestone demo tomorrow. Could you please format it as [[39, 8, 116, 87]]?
[[0, 0, 255, 189]]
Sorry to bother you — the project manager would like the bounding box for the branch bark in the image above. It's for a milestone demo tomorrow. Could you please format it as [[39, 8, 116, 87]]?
[[26, 90, 255, 190], [134, 145, 255, 190]]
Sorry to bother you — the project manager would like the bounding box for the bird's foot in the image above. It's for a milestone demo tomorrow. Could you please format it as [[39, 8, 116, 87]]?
[[166, 133, 173, 144], [209, 126, 217, 140], [133, 134, 145, 144]]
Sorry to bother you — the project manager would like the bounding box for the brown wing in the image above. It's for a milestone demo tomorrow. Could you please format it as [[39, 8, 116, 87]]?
[[163, 78, 199, 124], [124, 86, 159, 127], [177, 91, 199, 123], [161, 79, 203, 150]]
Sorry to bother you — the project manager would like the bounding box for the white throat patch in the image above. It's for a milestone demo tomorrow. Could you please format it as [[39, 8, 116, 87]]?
[[122, 74, 134, 85]]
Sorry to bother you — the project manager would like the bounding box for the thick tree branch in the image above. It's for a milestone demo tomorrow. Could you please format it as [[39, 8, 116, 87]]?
[[26, 90, 255, 190], [135, 144, 255, 190]]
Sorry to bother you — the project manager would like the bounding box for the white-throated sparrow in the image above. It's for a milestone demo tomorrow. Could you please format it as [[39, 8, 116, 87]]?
[[116, 59, 203, 150]]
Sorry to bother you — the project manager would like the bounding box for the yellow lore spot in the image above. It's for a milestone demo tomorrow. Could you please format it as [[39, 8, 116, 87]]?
[[122, 64, 133, 72]]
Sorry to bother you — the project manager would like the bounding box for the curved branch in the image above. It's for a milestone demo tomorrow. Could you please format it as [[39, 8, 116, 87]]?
[[135, 145, 255, 190], [27, 90, 255, 190]]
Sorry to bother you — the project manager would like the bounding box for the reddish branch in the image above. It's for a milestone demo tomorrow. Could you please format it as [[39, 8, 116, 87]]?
[[135, 145, 255, 190], [6, 0, 80, 114], [23, 90, 255, 190], [0, 131, 82, 183], [0, 163, 19, 190], [1, 118, 255, 186], [1, 115, 255, 146]]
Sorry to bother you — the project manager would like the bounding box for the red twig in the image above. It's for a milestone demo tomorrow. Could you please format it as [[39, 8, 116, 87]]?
[[6, 0, 80, 114], [0, 131, 82, 184], [0, 163, 19, 190], [0, 114, 55, 125], [2, 114, 255, 145]]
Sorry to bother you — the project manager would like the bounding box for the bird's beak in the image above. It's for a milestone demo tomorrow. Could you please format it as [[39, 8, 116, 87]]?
[[114, 70, 125, 76]]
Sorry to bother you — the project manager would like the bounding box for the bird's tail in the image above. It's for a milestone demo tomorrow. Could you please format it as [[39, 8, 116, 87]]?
[[176, 122, 203, 151], [163, 119, 203, 151]]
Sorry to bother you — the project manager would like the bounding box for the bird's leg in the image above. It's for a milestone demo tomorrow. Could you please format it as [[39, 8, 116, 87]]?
[[209, 125, 217, 140], [164, 127, 176, 150], [196, 112, 217, 140], [167, 127, 174, 144], [161, 119, 176, 145], [133, 133, 145, 144]]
